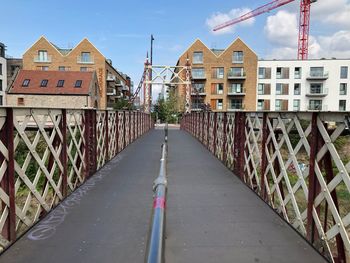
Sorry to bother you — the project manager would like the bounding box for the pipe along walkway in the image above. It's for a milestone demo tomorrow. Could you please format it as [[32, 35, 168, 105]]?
[[0, 128, 326, 263]]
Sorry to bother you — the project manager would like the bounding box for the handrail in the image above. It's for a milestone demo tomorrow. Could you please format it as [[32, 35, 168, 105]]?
[[145, 124, 168, 263]]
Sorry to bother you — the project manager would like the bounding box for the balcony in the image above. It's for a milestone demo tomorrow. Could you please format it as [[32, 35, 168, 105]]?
[[34, 55, 52, 63], [306, 88, 328, 97], [191, 88, 206, 95], [306, 71, 329, 80], [227, 71, 246, 80], [77, 55, 94, 64], [107, 88, 116, 96], [191, 72, 206, 80], [107, 74, 117, 82], [227, 105, 245, 111], [307, 104, 328, 111], [228, 87, 245, 96]]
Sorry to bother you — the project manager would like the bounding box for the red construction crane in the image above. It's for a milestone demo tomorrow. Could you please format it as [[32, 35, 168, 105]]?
[[213, 0, 317, 60]]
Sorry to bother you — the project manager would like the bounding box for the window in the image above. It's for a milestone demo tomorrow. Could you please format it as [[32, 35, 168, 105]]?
[[80, 67, 88, 72], [258, 67, 271, 79], [211, 83, 224, 94], [22, 79, 30, 87], [257, 100, 264, 111], [217, 99, 223, 110], [310, 67, 324, 77], [233, 51, 243, 63], [193, 52, 203, 64], [276, 84, 282, 95], [229, 83, 243, 94], [40, 79, 48, 87], [309, 100, 322, 110], [258, 84, 264, 95], [38, 50, 48, 62], [17, 98, 24, 106], [0, 63, 2, 75], [57, 80, 65, 87], [58, 66, 66, 71], [294, 67, 301, 79], [275, 99, 282, 110], [75, 80, 82, 87], [230, 99, 243, 110], [81, 52, 91, 62], [339, 100, 346, 111], [294, 83, 301, 95], [340, 83, 347, 95], [0, 80, 2, 91], [0, 96, 2, 106], [192, 68, 205, 79], [277, 67, 289, 79], [340, 66, 348, 79], [293, 99, 300, 111], [229, 67, 244, 77], [212, 67, 224, 79], [310, 83, 323, 94], [193, 83, 205, 93]]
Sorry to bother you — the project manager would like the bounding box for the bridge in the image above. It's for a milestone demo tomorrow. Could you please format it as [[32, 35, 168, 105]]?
[[0, 108, 349, 262]]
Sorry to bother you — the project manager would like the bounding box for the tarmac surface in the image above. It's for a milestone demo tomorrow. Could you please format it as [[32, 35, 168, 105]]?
[[0, 129, 326, 263]]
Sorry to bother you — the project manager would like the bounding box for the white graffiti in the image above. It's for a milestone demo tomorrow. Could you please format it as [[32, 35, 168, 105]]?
[[27, 155, 123, 241]]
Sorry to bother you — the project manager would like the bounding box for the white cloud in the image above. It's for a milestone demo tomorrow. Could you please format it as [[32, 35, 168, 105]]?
[[206, 8, 255, 35], [312, 0, 350, 29], [264, 10, 298, 48]]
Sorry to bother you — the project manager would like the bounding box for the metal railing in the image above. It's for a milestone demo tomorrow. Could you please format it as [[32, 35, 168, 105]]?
[[181, 111, 350, 263], [146, 124, 168, 263], [0, 107, 153, 252], [33, 55, 52, 63]]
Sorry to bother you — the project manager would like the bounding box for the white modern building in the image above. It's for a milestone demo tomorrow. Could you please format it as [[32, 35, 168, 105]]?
[[257, 59, 350, 111], [0, 43, 7, 106]]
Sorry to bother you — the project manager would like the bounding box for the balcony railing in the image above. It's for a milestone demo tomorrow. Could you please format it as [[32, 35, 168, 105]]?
[[77, 55, 94, 64], [227, 71, 246, 79], [107, 88, 116, 95], [33, 55, 52, 63], [191, 88, 206, 95], [306, 88, 328, 97], [192, 72, 206, 80], [306, 71, 329, 80], [227, 104, 245, 111], [107, 74, 116, 81], [307, 104, 328, 111], [228, 87, 245, 95]]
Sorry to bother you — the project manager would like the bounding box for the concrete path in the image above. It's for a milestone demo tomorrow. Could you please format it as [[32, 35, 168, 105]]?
[[0, 129, 326, 263]]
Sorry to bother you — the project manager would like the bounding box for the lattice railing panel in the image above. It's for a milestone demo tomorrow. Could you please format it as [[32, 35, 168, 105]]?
[[182, 111, 350, 262], [96, 111, 107, 169], [66, 110, 86, 192], [124, 112, 130, 147], [108, 112, 118, 158], [118, 112, 125, 153]]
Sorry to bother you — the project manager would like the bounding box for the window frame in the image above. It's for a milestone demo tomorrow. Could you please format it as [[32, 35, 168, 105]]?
[[57, 80, 65, 87], [22, 79, 30, 87], [193, 51, 203, 64], [75, 80, 83, 88], [40, 79, 49, 87], [232, 51, 244, 63]]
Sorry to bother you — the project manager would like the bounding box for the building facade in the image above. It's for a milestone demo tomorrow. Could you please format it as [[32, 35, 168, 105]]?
[[258, 59, 350, 111], [6, 58, 22, 89], [7, 70, 99, 108], [175, 38, 258, 111], [22, 36, 130, 109], [0, 43, 7, 105]]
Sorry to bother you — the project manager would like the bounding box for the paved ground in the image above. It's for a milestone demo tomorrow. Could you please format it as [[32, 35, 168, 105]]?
[[165, 130, 326, 263], [0, 129, 326, 263]]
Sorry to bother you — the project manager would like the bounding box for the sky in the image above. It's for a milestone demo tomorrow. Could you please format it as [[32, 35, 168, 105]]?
[[1, 0, 350, 99]]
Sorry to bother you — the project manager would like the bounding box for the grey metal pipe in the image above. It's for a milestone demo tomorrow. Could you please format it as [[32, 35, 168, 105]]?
[[145, 124, 168, 263]]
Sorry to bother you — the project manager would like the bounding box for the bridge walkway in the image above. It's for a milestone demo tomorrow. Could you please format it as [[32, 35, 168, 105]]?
[[0, 128, 326, 262]]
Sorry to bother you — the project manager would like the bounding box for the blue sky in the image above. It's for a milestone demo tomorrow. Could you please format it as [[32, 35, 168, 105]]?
[[1, 0, 350, 98]]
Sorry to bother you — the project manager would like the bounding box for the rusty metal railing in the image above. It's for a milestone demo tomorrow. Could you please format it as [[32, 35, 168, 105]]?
[[146, 124, 168, 263], [0, 107, 153, 252], [181, 111, 350, 263]]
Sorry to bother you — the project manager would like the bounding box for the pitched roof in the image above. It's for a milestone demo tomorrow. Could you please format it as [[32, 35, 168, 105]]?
[[9, 70, 95, 95]]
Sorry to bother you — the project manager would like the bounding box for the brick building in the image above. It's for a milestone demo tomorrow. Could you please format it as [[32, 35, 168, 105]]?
[[7, 70, 99, 108], [22, 36, 130, 109], [175, 38, 258, 111]]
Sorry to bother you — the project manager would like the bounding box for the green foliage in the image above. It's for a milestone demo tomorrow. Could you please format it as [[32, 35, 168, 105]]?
[[153, 89, 180, 124]]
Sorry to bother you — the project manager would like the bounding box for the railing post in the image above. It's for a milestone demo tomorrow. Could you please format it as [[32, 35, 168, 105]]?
[[207, 112, 210, 148], [213, 112, 217, 155], [105, 110, 109, 161], [260, 113, 268, 199], [222, 112, 227, 163], [129, 111, 132, 143], [60, 109, 68, 197], [93, 110, 97, 174], [201, 112, 205, 143], [1, 108, 16, 242], [123, 111, 126, 150], [307, 112, 319, 243], [115, 111, 119, 154]]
